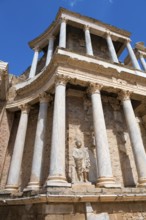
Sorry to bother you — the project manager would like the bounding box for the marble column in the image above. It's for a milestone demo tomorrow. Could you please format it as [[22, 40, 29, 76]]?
[[120, 90, 146, 187], [29, 47, 39, 78], [46, 75, 70, 187], [84, 26, 94, 56], [89, 84, 117, 187], [139, 53, 146, 71], [45, 36, 55, 66], [27, 92, 51, 190], [126, 40, 141, 70], [5, 104, 30, 191], [106, 32, 119, 63], [59, 18, 66, 48]]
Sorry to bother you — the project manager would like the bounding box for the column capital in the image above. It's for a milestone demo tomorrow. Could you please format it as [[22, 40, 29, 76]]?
[[19, 104, 30, 114], [39, 92, 52, 103], [88, 83, 103, 94], [60, 17, 67, 23], [33, 46, 40, 52], [126, 38, 131, 44], [84, 25, 90, 31], [118, 90, 132, 101], [106, 30, 111, 36], [55, 74, 68, 86], [48, 35, 55, 41]]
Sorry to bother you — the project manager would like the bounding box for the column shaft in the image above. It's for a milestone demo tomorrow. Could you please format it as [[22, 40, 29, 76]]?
[[90, 84, 117, 187], [139, 53, 146, 71], [85, 27, 93, 56], [6, 105, 30, 191], [126, 41, 141, 70], [45, 37, 55, 66], [106, 33, 119, 63], [121, 91, 146, 186], [47, 76, 70, 187], [27, 93, 50, 190], [29, 48, 39, 78], [59, 18, 66, 48]]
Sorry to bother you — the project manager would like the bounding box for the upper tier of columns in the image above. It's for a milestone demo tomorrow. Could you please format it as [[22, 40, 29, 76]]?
[[29, 20, 143, 79]]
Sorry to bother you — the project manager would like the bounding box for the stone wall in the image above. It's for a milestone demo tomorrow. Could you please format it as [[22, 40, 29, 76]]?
[[66, 25, 111, 61], [0, 202, 146, 220], [0, 107, 14, 187], [66, 89, 138, 186]]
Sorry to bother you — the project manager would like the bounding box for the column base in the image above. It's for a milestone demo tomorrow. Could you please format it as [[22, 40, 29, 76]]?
[[137, 178, 146, 187], [26, 181, 40, 191], [46, 175, 71, 187], [5, 184, 18, 192], [96, 177, 121, 188]]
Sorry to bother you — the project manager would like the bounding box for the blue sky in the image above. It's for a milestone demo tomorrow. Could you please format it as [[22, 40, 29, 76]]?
[[0, 0, 146, 75]]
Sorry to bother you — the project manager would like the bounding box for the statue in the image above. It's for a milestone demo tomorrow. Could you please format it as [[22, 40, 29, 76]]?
[[72, 141, 90, 183]]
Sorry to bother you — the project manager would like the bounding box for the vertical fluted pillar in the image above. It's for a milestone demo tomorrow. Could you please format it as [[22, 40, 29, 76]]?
[[84, 26, 93, 56], [45, 36, 55, 66], [47, 75, 70, 187], [27, 92, 51, 190], [89, 84, 117, 187], [126, 40, 141, 70], [139, 53, 146, 71], [120, 90, 146, 187], [106, 32, 119, 63], [59, 18, 67, 48], [29, 47, 39, 78], [6, 104, 30, 191]]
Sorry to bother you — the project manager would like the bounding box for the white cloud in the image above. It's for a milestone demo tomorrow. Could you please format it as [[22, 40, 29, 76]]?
[[63, 0, 83, 7]]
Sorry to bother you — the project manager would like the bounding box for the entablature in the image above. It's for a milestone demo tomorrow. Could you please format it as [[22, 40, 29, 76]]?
[[6, 47, 146, 110]]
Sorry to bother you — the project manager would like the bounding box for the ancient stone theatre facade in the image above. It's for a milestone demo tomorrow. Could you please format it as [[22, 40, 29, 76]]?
[[1, 7, 146, 219]]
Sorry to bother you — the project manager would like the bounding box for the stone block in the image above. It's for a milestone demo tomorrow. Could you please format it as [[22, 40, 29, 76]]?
[[87, 212, 109, 220], [44, 215, 63, 220], [63, 214, 85, 220], [44, 204, 74, 214]]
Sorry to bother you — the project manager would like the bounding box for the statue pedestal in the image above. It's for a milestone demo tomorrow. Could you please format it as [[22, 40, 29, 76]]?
[[72, 182, 94, 190]]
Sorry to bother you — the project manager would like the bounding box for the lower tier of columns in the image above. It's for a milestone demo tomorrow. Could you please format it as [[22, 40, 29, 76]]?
[[4, 86, 146, 192]]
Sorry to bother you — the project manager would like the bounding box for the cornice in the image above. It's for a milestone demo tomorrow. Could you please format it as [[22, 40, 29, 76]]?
[[29, 8, 131, 50], [0, 193, 146, 206]]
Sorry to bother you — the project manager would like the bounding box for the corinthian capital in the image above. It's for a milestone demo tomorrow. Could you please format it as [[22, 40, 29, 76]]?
[[55, 74, 68, 86], [88, 83, 103, 94], [118, 90, 132, 101], [39, 92, 52, 103], [19, 104, 30, 114]]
